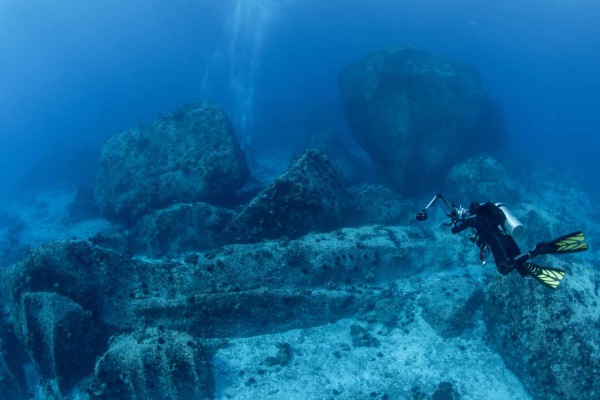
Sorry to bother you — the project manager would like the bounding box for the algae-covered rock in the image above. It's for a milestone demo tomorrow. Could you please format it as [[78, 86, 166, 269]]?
[[339, 47, 505, 193], [128, 202, 234, 258], [0, 223, 442, 397], [227, 149, 347, 242], [1, 240, 139, 325], [17, 292, 108, 393], [88, 328, 216, 400], [95, 102, 249, 224], [484, 266, 600, 400], [2, 225, 430, 339], [446, 156, 520, 203]]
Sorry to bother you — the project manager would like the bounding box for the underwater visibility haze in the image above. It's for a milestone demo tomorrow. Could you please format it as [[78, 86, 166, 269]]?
[[0, 1, 599, 399]]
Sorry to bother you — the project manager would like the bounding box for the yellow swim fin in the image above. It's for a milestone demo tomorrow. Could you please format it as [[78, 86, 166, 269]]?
[[525, 263, 565, 290], [534, 231, 589, 255]]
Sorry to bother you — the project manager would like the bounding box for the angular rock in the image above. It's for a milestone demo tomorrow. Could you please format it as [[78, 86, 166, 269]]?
[[128, 202, 234, 258], [484, 266, 600, 400], [15, 292, 108, 394], [417, 274, 484, 338], [227, 149, 347, 242], [2, 241, 136, 324], [446, 156, 520, 203], [339, 47, 506, 193], [95, 102, 249, 224], [346, 184, 404, 226], [87, 328, 215, 400]]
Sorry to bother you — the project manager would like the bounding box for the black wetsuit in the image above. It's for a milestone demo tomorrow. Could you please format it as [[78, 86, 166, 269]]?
[[451, 202, 524, 275]]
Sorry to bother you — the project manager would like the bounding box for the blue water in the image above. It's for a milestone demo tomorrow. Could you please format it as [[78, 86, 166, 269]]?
[[1, 0, 599, 197], [1, 3, 599, 399]]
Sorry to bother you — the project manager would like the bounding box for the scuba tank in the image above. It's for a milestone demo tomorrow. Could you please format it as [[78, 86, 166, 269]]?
[[495, 203, 525, 238]]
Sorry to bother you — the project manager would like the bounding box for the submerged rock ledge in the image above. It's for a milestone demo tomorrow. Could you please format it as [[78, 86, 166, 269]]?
[[0, 224, 447, 398], [0, 220, 598, 399]]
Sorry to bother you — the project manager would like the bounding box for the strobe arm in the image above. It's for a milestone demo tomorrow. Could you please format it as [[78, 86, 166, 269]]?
[[415, 193, 458, 222]]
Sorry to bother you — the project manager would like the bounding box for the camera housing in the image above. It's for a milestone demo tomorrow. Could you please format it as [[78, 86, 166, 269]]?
[[415, 210, 428, 221]]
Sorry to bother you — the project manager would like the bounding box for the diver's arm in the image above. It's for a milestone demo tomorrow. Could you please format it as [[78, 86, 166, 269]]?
[[451, 216, 474, 234]]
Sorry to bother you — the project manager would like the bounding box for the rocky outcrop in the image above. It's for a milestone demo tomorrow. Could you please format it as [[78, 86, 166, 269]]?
[[446, 156, 521, 204], [128, 202, 234, 258], [227, 149, 348, 243], [0, 224, 435, 396], [339, 47, 505, 193], [88, 328, 217, 400], [120, 150, 400, 258], [484, 266, 600, 400], [95, 103, 249, 224], [16, 292, 109, 393]]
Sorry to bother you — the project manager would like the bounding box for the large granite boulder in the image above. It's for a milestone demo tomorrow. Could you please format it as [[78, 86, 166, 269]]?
[[227, 149, 348, 243], [95, 103, 249, 224], [339, 47, 506, 193], [484, 266, 600, 399]]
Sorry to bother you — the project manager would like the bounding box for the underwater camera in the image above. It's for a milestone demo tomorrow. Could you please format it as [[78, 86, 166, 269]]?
[[415, 210, 428, 221]]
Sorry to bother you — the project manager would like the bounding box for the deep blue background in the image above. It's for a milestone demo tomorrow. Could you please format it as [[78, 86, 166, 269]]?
[[1, 0, 598, 200]]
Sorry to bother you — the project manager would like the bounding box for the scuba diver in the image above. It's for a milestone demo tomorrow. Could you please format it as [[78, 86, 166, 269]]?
[[416, 194, 589, 289]]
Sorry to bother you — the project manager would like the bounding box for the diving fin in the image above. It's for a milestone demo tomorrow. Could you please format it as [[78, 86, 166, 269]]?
[[534, 231, 589, 255], [524, 263, 565, 290]]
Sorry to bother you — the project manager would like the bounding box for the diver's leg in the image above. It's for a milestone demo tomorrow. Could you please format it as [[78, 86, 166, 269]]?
[[501, 251, 532, 276], [485, 231, 519, 275]]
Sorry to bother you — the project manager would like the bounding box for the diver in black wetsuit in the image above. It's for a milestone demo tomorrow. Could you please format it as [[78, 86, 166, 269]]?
[[450, 201, 588, 289], [416, 193, 589, 289], [451, 202, 526, 276]]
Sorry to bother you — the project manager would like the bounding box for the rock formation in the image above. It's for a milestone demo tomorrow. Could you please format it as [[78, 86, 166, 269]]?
[[227, 149, 348, 243], [339, 47, 506, 193], [95, 103, 249, 224], [446, 156, 521, 203], [484, 266, 600, 400]]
